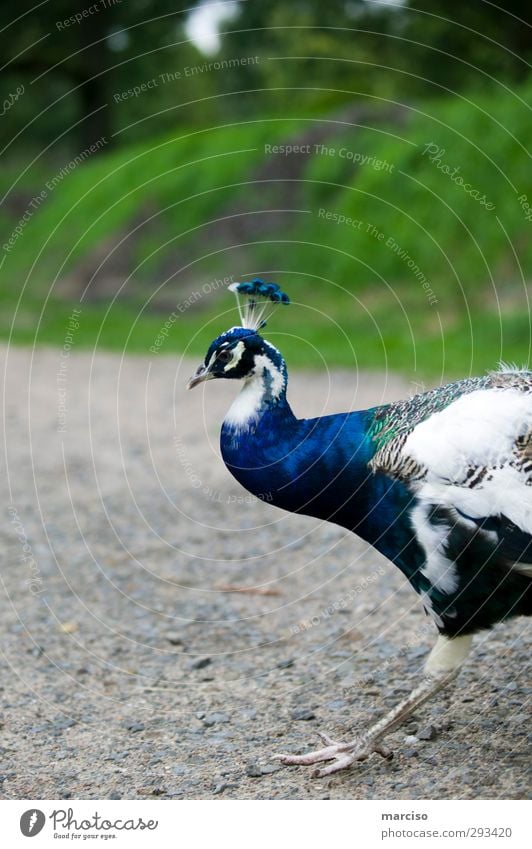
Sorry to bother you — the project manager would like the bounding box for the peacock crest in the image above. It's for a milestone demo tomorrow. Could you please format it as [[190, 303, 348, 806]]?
[[229, 277, 290, 331]]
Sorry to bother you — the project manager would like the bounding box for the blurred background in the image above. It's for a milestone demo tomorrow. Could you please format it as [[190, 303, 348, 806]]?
[[1, 0, 531, 377]]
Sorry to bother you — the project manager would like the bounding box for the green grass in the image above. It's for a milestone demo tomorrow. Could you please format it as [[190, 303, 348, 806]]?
[[1, 80, 531, 378], [3, 284, 528, 383]]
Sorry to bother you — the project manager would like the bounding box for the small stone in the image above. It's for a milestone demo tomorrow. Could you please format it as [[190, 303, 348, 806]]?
[[188, 657, 211, 670], [166, 632, 185, 646], [241, 708, 257, 721], [290, 708, 315, 721], [30, 646, 44, 658], [417, 724, 438, 741], [407, 646, 427, 659], [124, 721, 145, 733], [258, 764, 280, 775], [203, 712, 229, 727], [403, 735, 419, 744], [104, 751, 129, 762], [53, 718, 76, 733], [213, 782, 228, 794], [245, 763, 264, 777]]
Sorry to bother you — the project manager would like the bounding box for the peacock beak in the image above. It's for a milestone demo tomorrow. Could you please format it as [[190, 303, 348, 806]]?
[[186, 364, 213, 390]]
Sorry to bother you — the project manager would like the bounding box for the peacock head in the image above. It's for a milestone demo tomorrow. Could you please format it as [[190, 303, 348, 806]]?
[[187, 279, 290, 390]]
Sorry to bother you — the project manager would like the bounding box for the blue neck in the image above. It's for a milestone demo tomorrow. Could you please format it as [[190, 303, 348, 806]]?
[[220, 370, 424, 587]]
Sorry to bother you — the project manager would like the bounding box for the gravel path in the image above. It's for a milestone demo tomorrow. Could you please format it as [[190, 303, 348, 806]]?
[[0, 344, 529, 800]]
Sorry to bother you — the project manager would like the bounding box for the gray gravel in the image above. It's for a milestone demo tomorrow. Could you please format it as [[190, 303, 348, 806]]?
[[0, 344, 529, 799]]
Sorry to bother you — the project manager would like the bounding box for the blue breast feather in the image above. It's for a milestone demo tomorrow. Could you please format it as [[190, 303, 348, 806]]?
[[221, 405, 425, 584]]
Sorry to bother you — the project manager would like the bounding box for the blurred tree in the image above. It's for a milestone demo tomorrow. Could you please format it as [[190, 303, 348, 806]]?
[[1, 0, 531, 157], [0, 0, 201, 152], [399, 1, 532, 92], [218, 0, 532, 110]]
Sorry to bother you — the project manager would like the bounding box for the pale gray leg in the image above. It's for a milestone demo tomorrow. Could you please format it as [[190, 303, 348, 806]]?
[[274, 634, 472, 778]]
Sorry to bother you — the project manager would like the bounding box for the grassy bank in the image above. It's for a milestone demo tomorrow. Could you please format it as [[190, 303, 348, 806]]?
[[1, 80, 530, 378]]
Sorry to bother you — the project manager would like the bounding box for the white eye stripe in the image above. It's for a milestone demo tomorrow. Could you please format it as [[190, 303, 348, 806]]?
[[206, 350, 218, 369], [224, 340, 245, 371]]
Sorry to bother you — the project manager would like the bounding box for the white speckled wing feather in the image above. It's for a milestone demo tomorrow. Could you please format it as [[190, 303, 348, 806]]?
[[400, 379, 532, 534]]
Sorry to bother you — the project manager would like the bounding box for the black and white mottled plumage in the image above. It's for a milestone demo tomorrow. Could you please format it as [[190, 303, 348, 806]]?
[[371, 369, 531, 495]]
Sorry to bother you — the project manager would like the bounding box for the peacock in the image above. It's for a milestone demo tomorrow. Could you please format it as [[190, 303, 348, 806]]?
[[187, 278, 532, 778]]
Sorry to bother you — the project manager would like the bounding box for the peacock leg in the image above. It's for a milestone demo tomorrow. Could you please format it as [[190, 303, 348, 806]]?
[[274, 634, 472, 778]]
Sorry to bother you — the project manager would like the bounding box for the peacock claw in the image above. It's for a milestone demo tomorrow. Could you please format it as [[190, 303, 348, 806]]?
[[274, 734, 394, 778]]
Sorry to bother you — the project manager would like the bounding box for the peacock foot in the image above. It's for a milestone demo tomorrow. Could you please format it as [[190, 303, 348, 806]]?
[[273, 731, 393, 778]]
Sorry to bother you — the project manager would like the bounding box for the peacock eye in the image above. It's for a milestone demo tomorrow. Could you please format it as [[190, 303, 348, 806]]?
[[217, 349, 232, 364]]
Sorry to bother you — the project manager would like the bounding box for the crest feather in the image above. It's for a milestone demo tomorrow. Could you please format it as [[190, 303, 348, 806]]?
[[228, 277, 290, 330]]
